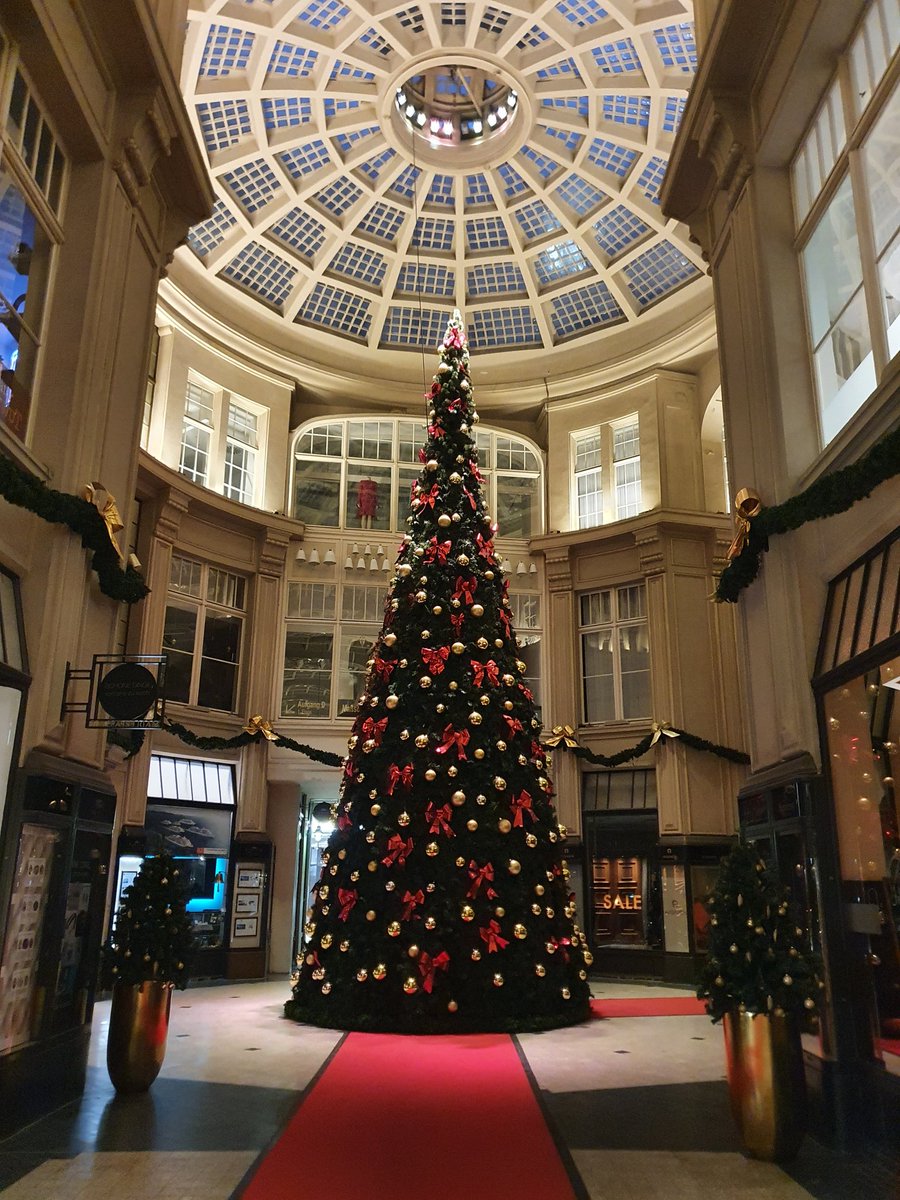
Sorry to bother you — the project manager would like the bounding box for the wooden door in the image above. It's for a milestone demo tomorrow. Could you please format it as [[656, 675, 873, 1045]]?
[[592, 855, 646, 945]]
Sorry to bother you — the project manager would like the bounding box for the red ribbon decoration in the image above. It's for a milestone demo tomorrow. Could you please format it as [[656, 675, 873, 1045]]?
[[362, 717, 388, 745], [444, 326, 464, 349], [387, 763, 414, 794], [499, 608, 512, 637], [435, 725, 470, 760], [425, 538, 452, 564], [338, 888, 358, 921], [504, 715, 524, 736], [519, 683, 534, 701], [467, 860, 497, 899], [463, 487, 477, 511], [453, 576, 476, 605], [401, 889, 424, 920], [450, 612, 465, 633], [479, 920, 509, 953], [509, 790, 536, 827], [425, 802, 454, 837], [372, 658, 395, 682], [471, 659, 499, 688], [421, 484, 440, 510], [382, 834, 414, 867], [475, 532, 493, 561], [422, 646, 450, 675], [418, 950, 450, 993], [337, 808, 352, 831]]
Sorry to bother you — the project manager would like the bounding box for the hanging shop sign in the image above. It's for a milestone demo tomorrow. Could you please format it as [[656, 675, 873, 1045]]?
[[62, 654, 167, 729]]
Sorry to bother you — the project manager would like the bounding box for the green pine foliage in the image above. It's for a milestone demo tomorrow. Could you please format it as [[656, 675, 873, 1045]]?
[[697, 842, 821, 1023], [285, 312, 592, 1034], [102, 853, 195, 988]]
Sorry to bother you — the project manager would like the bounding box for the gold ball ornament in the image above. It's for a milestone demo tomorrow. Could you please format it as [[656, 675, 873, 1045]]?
[[371, 803, 381, 816], [456, 554, 469, 566], [373, 964, 387, 980], [508, 860, 521, 875], [484, 570, 494, 580], [466, 819, 478, 832], [461, 905, 475, 922], [494, 776, 506, 790], [368, 861, 378, 872], [496, 740, 507, 751], [471, 949, 482, 961], [561, 988, 571, 1000], [340, 940, 349, 952], [448, 1000, 458, 1013], [451, 642, 465, 655], [471, 604, 484, 617], [531, 903, 542, 915], [535, 964, 546, 977], [525, 833, 537, 848], [477, 637, 489, 649], [398, 811, 410, 826], [474, 748, 485, 759], [451, 789, 466, 806], [469, 712, 482, 725], [437, 514, 452, 528], [425, 916, 436, 930], [396, 566, 411, 579], [386, 694, 399, 709], [498, 819, 512, 834], [432, 606, 443, 616], [448, 765, 458, 777], [416, 734, 429, 748], [408, 944, 420, 958], [420, 676, 431, 688], [366, 910, 377, 921], [493, 974, 504, 988], [425, 768, 437, 781], [404, 977, 419, 995], [456, 856, 466, 867], [514, 924, 527, 939], [388, 921, 401, 937], [322, 983, 332, 995], [583, 951, 594, 966], [479, 694, 490, 707], [426, 459, 438, 472], [425, 841, 439, 857], [385, 881, 395, 892], [400, 730, 410, 741], [356, 969, 368, 982], [476, 793, 487, 805], [421, 630, 431, 640], [495, 906, 505, 917], [449, 472, 462, 484]]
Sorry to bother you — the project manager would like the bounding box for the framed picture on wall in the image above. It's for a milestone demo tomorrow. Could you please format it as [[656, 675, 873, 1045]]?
[[235, 892, 258, 915], [233, 917, 258, 938], [237, 869, 262, 889]]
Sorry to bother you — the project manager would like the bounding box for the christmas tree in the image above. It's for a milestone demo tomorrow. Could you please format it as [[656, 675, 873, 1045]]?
[[285, 312, 592, 1033], [103, 852, 194, 988], [697, 842, 820, 1022]]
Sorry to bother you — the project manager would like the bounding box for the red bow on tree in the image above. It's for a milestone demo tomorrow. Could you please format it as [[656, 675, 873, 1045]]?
[[499, 608, 512, 636], [435, 725, 470, 760], [382, 835, 414, 867], [471, 659, 499, 688], [450, 612, 465, 633], [510, 790, 536, 827], [446, 395, 464, 413], [372, 658, 395, 682], [338, 888, 358, 921], [444, 326, 464, 349], [479, 920, 509, 953], [471, 462, 485, 484], [425, 802, 454, 837], [425, 538, 452, 564], [420, 484, 440, 510], [530, 739, 544, 759], [418, 950, 450, 993], [422, 646, 450, 675], [463, 487, 477, 511], [453, 576, 476, 605], [475, 533, 494, 562], [519, 683, 534, 701], [427, 423, 444, 439], [429, 380, 441, 398], [362, 717, 388, 745], [387, 763, 414, 794], [467, 860, 497, 899], [337, 807, 352, 831], [504, 715, 524, 736], [401, 889, 424, 920]]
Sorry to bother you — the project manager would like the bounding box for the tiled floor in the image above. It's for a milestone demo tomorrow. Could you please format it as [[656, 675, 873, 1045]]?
[[0, 980, 895, 1199]]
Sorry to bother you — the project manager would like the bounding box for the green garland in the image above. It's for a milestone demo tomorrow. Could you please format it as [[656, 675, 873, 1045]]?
[[715, 425, 900, 603], [543, 726, 749, 767], [0, 454, 149, 605], [110, 718, 747, 770]]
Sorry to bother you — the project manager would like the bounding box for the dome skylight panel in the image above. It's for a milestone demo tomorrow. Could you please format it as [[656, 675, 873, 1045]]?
[[182, 0, 703, 359]]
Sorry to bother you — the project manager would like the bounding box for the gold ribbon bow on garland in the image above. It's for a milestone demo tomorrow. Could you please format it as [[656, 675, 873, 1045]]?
[[81, 481, 125, 563], [650, 721, 680, 746], [244, 714, 278, 741], [543, 724, 579, 749], [726, 488, 763, 561]]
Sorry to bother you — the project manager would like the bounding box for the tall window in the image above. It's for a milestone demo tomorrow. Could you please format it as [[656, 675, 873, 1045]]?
[[792, 1, 899, 445], [179, 381, 214, 486], [0, 62, 65, 441], [292, 418, 542, 538], [141, 329, 160, 450], [163, 556, 246, 711], [573, 417, 642, 529], [508, 590, 543, 720], [580, 584, 650, 723], [224, 400, 258, 504]]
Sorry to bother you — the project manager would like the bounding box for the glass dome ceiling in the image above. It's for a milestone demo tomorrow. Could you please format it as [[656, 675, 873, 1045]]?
[[180, 0, 702, 360]]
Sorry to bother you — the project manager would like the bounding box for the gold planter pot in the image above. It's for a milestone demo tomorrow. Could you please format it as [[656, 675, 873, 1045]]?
[[106, 981, 173, 1094], [723, 1010, 807, 1162]]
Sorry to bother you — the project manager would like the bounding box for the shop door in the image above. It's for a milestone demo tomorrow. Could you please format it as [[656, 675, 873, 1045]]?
[[593, 856, 645, 944]]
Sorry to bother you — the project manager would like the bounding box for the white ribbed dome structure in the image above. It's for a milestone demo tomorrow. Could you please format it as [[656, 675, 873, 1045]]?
[[179, 0, 703, 368]]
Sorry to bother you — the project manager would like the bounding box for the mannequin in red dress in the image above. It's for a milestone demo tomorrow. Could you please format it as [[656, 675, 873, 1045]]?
[[356, 477, 378, 529]]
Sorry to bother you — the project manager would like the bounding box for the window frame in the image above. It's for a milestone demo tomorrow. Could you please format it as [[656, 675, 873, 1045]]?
[[571, 415, 642, 530], [579, 582, 651, 725], [163, 555, 247, 714], [177, 373, 268, 507], [791, 3, 899, 447]]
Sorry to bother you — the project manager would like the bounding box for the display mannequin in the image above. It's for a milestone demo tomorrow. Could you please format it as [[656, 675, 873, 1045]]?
[[356, 477, 378, 529]]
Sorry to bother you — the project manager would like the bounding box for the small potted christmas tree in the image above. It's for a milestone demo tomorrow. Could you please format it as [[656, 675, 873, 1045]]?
[[697, 842, 821, 1161], [102, 852, 194, 1092]]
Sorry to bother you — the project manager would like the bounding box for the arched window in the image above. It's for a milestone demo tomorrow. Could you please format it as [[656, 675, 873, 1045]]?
[[290, 417, 543, 539]]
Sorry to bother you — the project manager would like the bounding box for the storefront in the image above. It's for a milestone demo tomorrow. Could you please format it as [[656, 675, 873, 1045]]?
[[812, 528, 900, 1139]]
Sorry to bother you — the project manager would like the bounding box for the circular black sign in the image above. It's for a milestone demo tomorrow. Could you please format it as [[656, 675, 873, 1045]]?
[[97, 662, 158, 720]]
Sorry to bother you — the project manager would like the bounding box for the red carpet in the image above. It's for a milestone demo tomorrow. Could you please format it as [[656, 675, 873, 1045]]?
[[878, 1038, 900, 1058], [590, 996, 706, 1018], [240, 1032, 578, 1200]]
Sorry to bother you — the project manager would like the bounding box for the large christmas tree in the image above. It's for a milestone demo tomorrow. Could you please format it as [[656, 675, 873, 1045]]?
[[285, 312, 592, 1033]]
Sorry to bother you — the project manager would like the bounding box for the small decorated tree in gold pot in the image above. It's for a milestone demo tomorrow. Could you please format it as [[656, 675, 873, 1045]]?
[[102, 852, 194, 1092], [697, 842, 821, 1161]]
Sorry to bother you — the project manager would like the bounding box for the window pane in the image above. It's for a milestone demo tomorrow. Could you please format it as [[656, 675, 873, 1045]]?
[[162, 606, 196, 703], [347, 419, 394, 461], [346, 465, 392, 531], [396, 467, 419, 532], [294, 458, 341, 526], [615, 458, 641, 520], [286, 581, 336, 619], [575, 434, 600, 471], [583, 630, 614, 723], [509, 592, 541, 629], [185, 382, 214, 424], [297, 422, 344, 456], [207, 568, 245, 610], [170, 556, 202, 597], [617, 585, 645, 621], [342, 584, 385, 622], [813, 288, 876, 444], [0, 573, 23, 671], [518, 632, 542, 717], [613, 421, 639, 461], [619, 623, 650, 718], [336, 629, 378, 717], [398, 420, 423, 463], [878, 228, 900, 358], [197, 657, 238, 711], [0, 177, 52, 439], [223, 442, 255, 505], [179, 422, 211, 485], [282, 629, 333, 717], [495, 436, 539, 471], [577, 469, 602, 529], [227, 401, 258, 447], [496, 474, 539, 538], [580, 590, 612, 626], [201, 613, 241, 664]]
